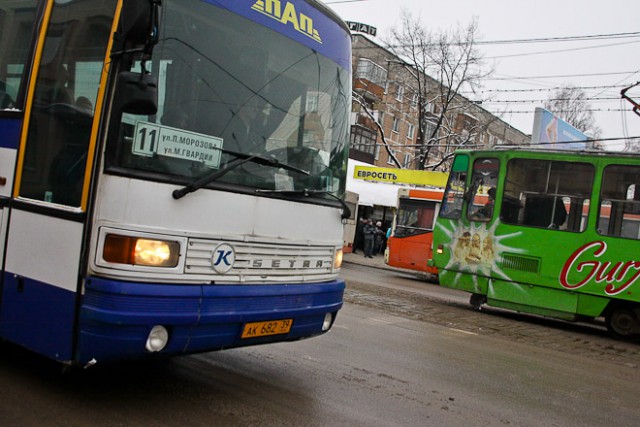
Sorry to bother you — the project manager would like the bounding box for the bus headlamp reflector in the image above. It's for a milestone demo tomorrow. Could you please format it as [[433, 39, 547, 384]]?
[[103, 234, 180, 267], [145, 325, 169, 352], [334, 249, 343, 269]]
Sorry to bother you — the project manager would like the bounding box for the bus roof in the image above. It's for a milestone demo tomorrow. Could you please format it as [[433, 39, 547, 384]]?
[[306, 0, 351, 33]]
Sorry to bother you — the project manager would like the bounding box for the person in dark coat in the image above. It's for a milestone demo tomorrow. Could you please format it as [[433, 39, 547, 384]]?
[[362, 219, 376, 258]]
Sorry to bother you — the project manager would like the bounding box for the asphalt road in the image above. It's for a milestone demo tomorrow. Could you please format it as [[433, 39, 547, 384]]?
[[341, 261, 640, 369], [0, 263, 638, 426]]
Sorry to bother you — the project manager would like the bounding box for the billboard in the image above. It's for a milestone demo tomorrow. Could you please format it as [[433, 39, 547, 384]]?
[[530, 107, 589, 150], [353, 165, 448, 187]]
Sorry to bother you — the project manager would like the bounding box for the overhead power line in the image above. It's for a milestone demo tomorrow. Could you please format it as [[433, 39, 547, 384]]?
[[488, 108, 630, 114], [462, 84, 630, 95], [482, 97, 624, 104], [474, 31, 640, 45], [484, 71, 639, 81], [487, 40, 640, 59]]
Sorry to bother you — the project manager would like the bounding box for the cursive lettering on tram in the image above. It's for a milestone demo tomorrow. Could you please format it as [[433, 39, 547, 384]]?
[[559, 241, 640, 295]]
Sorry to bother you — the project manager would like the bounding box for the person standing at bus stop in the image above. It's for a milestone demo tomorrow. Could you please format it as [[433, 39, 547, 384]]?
[[363, 219, 376, 258]]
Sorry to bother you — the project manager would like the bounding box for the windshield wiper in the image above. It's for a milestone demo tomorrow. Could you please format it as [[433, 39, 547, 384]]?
[[172, 148, 309, 200], [256, 189, 352, 220]]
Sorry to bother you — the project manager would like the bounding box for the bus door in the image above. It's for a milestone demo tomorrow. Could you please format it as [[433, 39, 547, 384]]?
[[0, 1, 39, 293], [1, 0, 117, 361]]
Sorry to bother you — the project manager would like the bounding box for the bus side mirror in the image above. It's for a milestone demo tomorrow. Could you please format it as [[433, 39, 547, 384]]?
[[117, 71, 158, 115], [118, 0, 159, 46]]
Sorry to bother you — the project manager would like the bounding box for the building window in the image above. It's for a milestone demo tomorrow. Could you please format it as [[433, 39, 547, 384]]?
[[424, 119, 437, 141], [396, 85, 404, 102], [305, 93, 319, 112], [411, 93, 419, 109], [387, 148, 396, 165], [392, 116, 400, 133], [407, 124, 415, 140], [403, 153, 412, 168]]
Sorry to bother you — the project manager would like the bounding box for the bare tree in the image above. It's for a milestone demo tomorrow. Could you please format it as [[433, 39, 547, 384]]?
[[352, 90, 402, 168], [386, 12, 493, 171], [544, 86, 602, 139]]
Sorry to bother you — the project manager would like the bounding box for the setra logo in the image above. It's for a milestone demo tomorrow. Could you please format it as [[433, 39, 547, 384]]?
[[252, 0, 322, 43], [212, 243, 236, 274]]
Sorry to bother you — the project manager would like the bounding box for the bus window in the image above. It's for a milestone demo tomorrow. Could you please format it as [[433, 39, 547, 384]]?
[[0, 0, 38, 110], [395, 198, 437, 237], [598, 165, 640, 239], [502, 158, 593, 232], [18, 1, 115, 207], [467, 158, 499, 221], [106, 0, 349, 196], [439, 155, 468, 219]]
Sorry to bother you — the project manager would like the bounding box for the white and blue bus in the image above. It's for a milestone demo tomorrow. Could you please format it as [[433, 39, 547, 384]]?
[[0, 0, 351, 366]]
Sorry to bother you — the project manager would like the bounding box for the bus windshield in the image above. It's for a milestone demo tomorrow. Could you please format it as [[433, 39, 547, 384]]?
[[395, 198, 437, 238], [107, 0, 350, 197]]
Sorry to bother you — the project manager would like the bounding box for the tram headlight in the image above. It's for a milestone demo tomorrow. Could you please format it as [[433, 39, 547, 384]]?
[[103, 234, 180, 267], [334, 249, 343, 270]]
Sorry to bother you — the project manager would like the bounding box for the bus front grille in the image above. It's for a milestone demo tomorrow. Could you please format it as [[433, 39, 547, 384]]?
[[184, 238, 336, 283]]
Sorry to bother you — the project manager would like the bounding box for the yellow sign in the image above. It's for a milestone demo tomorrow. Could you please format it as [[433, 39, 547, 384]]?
[[252, 0, 322, 43], [354, 166, 448, 187]]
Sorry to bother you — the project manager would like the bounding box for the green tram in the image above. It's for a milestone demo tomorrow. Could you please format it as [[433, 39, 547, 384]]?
[[432, 148, 640, 340]]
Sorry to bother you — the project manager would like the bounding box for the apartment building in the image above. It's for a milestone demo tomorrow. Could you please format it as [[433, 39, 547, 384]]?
[[349, 34, 529, 172]]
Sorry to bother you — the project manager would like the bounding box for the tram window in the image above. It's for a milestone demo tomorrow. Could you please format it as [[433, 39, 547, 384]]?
[[502, 158, 593, 232], [598, 165, 640, 240], [439, 156, 469, 220], [467, 158, 499, 222]]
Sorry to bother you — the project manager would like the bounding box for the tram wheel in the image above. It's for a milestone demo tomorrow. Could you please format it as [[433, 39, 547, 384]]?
[[605, 306, 640, 341], [469, 293, 486, 311]]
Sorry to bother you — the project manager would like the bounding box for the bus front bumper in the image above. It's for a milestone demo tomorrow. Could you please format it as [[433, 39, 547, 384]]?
[[76, 276, 345, 365]]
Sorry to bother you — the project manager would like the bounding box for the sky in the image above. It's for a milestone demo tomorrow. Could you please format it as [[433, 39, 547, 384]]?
[[325, 0, 640, 149]]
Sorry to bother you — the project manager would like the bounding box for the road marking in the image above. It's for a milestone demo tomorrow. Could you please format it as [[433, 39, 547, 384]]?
[[445, 328, 478, 336]]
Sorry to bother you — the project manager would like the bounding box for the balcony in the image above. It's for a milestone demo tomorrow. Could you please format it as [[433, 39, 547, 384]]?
[[349, 124, 377, 164], [354, 58, 387, 102]]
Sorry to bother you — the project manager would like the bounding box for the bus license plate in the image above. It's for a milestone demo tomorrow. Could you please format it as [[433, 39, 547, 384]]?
[[241, 319, 293, 339]]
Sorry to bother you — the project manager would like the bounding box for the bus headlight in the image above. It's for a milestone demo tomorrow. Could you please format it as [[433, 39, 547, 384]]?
[[103, 234, 180, 267], [334, 249, 343, 270]]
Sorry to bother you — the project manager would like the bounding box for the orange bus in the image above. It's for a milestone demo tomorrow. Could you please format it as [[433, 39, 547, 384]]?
[[385, 188, 444, 275]]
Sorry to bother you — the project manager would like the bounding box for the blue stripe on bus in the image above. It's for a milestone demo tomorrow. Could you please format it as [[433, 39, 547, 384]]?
[[77, 277, 345, 364], [0, 273, 76, 362], [0, 118, 21, 149], [203, 0, 351, 69]]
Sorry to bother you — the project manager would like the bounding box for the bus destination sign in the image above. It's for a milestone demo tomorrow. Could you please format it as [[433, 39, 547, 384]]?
[[133, 121, 223, 169]]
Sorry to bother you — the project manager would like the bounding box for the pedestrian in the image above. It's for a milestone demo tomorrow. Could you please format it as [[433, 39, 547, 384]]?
[[374, 221, 384, 255], [363, 219, 376, 258]]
